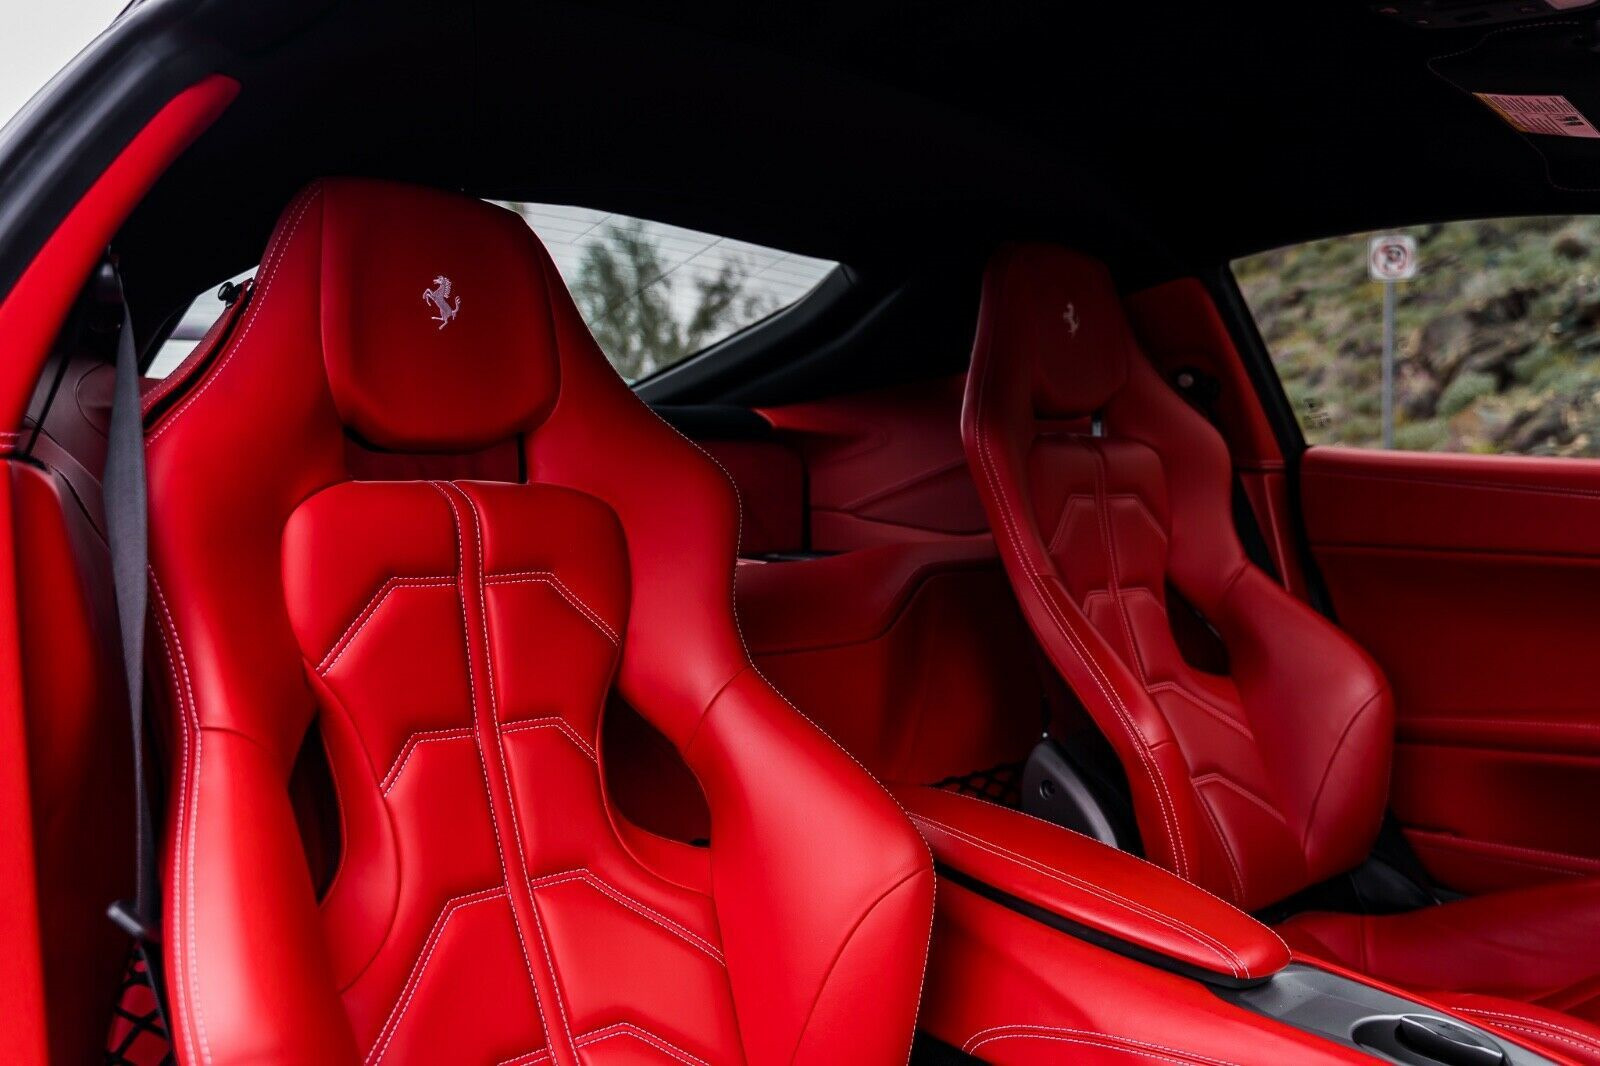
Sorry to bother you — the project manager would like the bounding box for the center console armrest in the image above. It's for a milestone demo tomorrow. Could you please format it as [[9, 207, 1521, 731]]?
[[897, 786, 1291, 987]]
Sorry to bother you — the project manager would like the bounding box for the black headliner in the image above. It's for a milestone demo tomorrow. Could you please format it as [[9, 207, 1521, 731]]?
[[83, 0, 1600, 389]]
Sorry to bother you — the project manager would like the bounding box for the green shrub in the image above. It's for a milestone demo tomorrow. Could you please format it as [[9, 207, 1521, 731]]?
[[1394, 420, 1451, 451], [1438, 371, 1497, 417]]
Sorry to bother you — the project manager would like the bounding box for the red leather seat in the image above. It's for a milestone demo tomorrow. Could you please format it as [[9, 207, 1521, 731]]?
[[142, 178, 934, 1065], [962, 242, 1600, 1063]]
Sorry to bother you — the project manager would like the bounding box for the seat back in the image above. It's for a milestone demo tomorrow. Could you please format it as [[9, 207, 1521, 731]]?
[[144, 179, 932, 1065], [962, 244, 1394, 909]]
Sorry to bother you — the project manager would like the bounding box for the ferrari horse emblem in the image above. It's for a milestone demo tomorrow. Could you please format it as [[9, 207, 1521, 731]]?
[[423, 275, 460, 329]]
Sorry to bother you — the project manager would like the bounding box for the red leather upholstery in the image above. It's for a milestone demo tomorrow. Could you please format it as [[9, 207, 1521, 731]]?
[[143, 178, 933, 1065], [962, 243, 1393, 911], [760, 375, 988, 550], [918, 884, 1376, 1066], [897, 787, 1290, 983], [10, 463, 132, 1063], [1279, 880, 1600, 1063], [1303, 446, 1600, 893], [964, 243, 1600, 1065], [737, 541, 1043, 785]]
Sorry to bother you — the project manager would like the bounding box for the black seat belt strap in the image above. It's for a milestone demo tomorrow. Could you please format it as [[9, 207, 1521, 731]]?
[[101, 283, 171, 1027]]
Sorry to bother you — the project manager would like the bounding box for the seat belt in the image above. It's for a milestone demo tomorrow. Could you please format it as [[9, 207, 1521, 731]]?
[[100, 281, 172, 1032]]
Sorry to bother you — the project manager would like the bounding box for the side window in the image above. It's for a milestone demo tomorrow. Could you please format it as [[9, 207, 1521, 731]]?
[[147, 269, 253, 378], [500, 202, 838, 382], [1233, 217, 1600, 457]]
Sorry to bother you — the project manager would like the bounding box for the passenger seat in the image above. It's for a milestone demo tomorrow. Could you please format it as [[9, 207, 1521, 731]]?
[[961, 242, 1600, 1064]]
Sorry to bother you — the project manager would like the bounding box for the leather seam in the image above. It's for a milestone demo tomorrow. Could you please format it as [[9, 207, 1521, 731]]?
[[421, 482, 554, 1059], [970, 337, 1189, 877], [150, 569, 211, 1066], [498, 716, 599, 761], [910, 812, 1246, 977], [1404, 830, 1600, 873], [574, 1023, 710, 1066], [639, 398, 935, 1066], [317, 575, 456, 674], [442, 481, 577, 1062], [147, 185, 322, 445], [1190, 787, 1248, 907], [1452, 1009, 1600, 1054], [526, 869, 725, 965], [925, 790, 1290, 960], [962, 1024, 1245, 1065], [367, 887, 509, 1063], [787, 865, 931, 1059], [1301, 689, 1386, 851], [483, 569, 620, 645]]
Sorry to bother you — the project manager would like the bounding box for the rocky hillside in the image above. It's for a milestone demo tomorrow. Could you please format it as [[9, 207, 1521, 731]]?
[[1234, 215, 1600, 456]]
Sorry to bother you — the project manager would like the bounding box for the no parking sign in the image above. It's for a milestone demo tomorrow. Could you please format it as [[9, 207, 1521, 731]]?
[[1369, 234, 1418, 282], [1368, 234, 1417, 450]]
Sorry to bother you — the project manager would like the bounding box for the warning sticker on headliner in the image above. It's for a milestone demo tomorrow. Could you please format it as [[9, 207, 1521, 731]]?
[[1475, 93, 1600, 139]]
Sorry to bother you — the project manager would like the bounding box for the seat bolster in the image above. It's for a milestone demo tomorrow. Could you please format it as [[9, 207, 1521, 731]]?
[[169, 728, 359, 1065], [686, 666, 933, 1066]]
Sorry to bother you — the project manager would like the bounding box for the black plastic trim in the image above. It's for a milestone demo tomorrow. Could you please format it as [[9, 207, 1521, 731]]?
[[937, 864, 1270, 990], [650, 403, 775, 441]]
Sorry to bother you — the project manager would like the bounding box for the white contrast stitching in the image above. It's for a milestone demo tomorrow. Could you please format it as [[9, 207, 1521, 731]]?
[[422, 483, 551, 1050], [148, 185, 321, 445], [640, 406, 936, 1065], [378, 727, 475, 794], [318, 576, 456, 673], [367, 887, 507, 1063], [970, 319, 1189, 879], [150, 571, 211, 1066], [498, 716, 598, 762], [526, 869, 725, 964], [963, 1024, 1246, 1065], [574, 1023, 710, 1066], [443, 483, 577, 1062], [928, 789, 1291, 960], [1452, 1008, 1600, 1053], [484, 569, 620, 645], [910, 812, 1245, 978]]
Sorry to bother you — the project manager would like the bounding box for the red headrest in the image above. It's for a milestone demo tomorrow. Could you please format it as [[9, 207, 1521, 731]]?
[[985, 243, 1135, 418], [301, 178, 559, 452]]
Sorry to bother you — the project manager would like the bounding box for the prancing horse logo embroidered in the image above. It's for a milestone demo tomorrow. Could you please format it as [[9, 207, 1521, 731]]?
[[1063, 303, 1079, 337], [423, 275, 460, 330]]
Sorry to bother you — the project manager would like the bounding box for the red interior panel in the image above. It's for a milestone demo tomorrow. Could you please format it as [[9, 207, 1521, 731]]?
[[760, 374, 987, 550], [8, 463, 133, 1065], [1301, 446, 1600, 892], [698, 438, 806, 555], [737, 542, 1044, 785]]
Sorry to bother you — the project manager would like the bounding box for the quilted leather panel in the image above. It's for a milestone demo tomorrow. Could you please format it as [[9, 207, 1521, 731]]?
[[281, 480, 741, 1065], [1026, 434, 1313, 907]]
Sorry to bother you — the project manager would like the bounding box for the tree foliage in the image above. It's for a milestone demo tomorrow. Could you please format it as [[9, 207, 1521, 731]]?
[[569, 218, 777, 380]]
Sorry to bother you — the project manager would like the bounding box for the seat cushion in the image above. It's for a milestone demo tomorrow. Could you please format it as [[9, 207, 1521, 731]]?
[[1277, 878, 1600, 1063]]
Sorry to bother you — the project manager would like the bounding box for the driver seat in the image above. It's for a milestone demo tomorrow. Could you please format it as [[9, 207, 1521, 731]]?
[[141, 178, 933, 1065]]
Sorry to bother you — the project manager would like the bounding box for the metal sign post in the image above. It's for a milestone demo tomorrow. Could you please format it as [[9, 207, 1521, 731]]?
[[1368, 235, 1418, 449]]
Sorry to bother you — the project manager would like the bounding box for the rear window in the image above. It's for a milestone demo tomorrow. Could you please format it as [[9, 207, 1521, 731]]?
[[502, 203, 838, 382], [1233, 216, 1600, 458]]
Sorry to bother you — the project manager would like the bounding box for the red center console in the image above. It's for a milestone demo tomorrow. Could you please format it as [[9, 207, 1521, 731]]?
[[898, 787, 1568, 1066]]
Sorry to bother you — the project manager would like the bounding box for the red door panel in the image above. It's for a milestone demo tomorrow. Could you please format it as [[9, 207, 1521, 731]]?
[[1300, 446, 1600, 893]]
